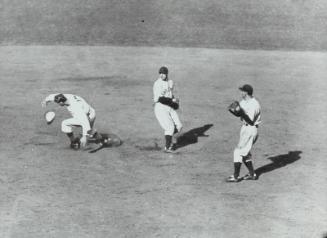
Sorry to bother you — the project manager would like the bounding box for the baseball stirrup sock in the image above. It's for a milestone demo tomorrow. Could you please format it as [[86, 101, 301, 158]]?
[[234, 162, 242, 178], [66, 132, 74, 142], [165, 135, 172, 148], [244, 161, 255, 175]]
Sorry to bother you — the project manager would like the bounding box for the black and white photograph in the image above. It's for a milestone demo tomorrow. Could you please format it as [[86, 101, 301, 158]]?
[[0, 0, 326, 237]]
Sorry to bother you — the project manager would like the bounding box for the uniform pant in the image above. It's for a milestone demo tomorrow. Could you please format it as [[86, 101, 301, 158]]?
[[154, 103, 182, 136], [61, 108, 96, 135], [233, 124, 258, 162]]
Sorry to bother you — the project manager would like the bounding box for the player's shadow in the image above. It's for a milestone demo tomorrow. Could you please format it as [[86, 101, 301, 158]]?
[[175, 124, 213, 149], [88, 133, 123, 153], [255, 151, 302, 179]]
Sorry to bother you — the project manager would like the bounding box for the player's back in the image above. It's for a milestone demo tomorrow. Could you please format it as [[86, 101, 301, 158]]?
[[65, 94, 92, 115]]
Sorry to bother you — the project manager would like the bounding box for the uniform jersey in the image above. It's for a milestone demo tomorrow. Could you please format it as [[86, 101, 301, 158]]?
[[153, 78, 182, 136], [234, 97, 261, 163], [45, 94, 92, 117], [153, 78, 174, 103], [239, 97, 261, 126]]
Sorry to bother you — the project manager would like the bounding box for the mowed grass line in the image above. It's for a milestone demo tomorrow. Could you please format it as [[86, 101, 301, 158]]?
[[0, 46, 326, 238]]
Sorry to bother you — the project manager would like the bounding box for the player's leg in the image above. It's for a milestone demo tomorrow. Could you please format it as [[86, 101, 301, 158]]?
[[66, 132, 75, 142], [242, 127, 258, 180], [226, 149, 242, 182], [61, 118, 78, 141], [227, 125, 249, 182], [86, 114, 102, 144], [61, 118, 82, 148], [86, 108, 100, 141], [170, 110, 182, 133], [170, 126, 179, 149], [164, 121, 175, 152], [242, 153, 256, 179], [170, 110, 183, 149], [154, 104, 175, 152]]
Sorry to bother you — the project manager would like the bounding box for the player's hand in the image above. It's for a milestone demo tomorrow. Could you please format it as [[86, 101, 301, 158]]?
[[228, 101, 242, 117], [80, 136, 87, 147]]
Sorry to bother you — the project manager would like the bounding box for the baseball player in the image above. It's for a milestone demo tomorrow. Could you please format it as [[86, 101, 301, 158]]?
[[41, 93, 97, 148], [227, 84, 261, 182], [153, 66, 183, 153]]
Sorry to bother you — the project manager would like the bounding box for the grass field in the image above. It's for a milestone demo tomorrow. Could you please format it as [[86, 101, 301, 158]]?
[[0, 46, 326, 237], [1, 0, 327, 50]]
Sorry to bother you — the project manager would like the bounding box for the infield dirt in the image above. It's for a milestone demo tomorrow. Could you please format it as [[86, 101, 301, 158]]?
[[0, 46, 326, 237]]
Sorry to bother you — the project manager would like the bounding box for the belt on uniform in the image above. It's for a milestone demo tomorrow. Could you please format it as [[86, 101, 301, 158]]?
[[245, 124, 258, 128]]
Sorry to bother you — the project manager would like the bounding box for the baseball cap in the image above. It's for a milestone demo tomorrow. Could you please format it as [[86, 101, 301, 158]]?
[[159, 66, 168, 75], [54, 93, 67, 103], [239, 84, 253, 95]]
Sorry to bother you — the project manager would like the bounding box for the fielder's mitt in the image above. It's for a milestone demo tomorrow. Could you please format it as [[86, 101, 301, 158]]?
[[44, 111, 56, 125], [228, 101, 242, 117], [170, 98, 179, 110]]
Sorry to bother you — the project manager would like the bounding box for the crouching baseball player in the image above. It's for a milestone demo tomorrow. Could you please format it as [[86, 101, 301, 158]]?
[[153, 66, 182, 153], [227, 84, 261, 182], [41, 93, 98, 149]]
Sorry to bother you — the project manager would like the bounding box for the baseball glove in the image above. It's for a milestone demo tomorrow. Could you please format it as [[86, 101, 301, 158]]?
[[44, 111, 56, 125], [170, 98, 179, 110], [228, 101, 242, 117]]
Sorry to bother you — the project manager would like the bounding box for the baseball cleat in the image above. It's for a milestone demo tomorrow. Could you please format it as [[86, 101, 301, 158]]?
[[243, 173, 257, 180], [164, 146, 175, 153], [226, 175, 242, 183], [170, 143, 177, 151], [70, 142, 80, 150]]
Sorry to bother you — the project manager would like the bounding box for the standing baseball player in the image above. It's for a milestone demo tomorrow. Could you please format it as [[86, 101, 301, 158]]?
[[227, 84, 261, 182], [41, 93, 97, 148], [153, 66, 183, 153]]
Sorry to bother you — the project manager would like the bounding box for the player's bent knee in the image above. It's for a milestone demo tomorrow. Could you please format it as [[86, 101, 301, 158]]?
[[233, 149, 243, 163], [242, 153, 252, 163], [61, 122, 73, 133], [164, 128, 174, 136]]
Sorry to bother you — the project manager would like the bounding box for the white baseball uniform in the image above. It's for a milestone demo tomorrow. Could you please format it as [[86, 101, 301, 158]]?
[[233, 97, 261, 162], [153, 78, 182, 136], [44, 94, 96, 136]]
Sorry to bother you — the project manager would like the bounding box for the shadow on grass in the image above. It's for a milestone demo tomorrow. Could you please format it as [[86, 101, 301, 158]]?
[[175, 124, 213, 149], [255, 151, 302, 178]]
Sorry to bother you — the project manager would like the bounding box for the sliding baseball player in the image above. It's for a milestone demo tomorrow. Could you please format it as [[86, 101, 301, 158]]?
[[41, 93, 97, 148]]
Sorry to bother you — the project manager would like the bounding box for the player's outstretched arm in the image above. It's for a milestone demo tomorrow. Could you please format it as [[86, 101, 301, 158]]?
[[41, 94, 59, 107]]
